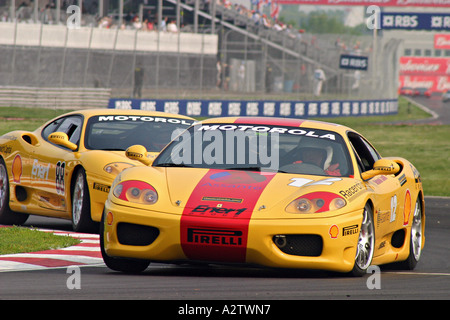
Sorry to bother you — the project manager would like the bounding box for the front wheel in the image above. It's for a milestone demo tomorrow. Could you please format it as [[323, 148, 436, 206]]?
[[350, 203, 375, 277], [71, 168, 97, 233], [99, 211, 150, 273], [398, 198, 423, 270]]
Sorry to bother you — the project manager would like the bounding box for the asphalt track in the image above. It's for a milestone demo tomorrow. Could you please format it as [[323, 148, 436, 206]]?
[[0, 96, 448, 301], [400, 95, 450, 125], [0, 196, 448, 301]]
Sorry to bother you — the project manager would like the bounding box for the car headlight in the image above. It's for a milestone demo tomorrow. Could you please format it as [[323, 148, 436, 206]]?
[[103, 162, 135, 175], [286, 192, 346, 214], [112, 180, 158, 205]]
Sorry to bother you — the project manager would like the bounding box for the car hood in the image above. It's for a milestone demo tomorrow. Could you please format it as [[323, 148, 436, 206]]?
[[80, 150, 158, 179], [164, 168, 365, 219]]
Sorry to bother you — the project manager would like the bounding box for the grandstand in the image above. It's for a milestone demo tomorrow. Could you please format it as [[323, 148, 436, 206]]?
[[0, 0, 398, 106]]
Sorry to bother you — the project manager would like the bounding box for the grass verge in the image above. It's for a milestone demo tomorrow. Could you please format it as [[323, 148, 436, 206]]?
[[0, 108, 75, 134], [0, 226, 80, 255], [321, 97, 449, 197]]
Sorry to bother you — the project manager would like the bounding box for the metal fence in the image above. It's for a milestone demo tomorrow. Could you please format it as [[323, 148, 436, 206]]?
[[217, 28, 401, 100], [0, 3, 401, 101]]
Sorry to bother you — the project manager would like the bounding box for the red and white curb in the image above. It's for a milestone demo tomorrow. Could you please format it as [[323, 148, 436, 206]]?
[[0, 228, 104, 272]]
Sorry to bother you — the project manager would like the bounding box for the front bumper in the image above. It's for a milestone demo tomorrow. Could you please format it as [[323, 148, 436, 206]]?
[[103, 201, 363, 273], [86, 173, 115, 222]]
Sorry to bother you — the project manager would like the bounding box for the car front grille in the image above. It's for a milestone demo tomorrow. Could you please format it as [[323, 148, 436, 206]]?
[[273, 234, 323, 257], [117, 223, 159, 246]]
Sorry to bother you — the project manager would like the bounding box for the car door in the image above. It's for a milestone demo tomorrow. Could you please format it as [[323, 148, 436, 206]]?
[[347, 132, 401, 256], [31, 115, 84, 216]]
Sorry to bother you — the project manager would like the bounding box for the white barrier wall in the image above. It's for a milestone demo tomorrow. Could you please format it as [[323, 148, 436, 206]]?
[[0, 22, 218, 55], [0, 86, 111, 109]]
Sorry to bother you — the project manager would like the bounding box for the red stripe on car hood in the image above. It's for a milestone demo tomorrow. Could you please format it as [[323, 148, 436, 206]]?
[[180, 169, 275, 263]]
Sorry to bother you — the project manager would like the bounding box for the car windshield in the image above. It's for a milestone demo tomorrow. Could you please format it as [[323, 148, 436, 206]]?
[[85, 115, 193, 152], [154, 123, 353, 177]]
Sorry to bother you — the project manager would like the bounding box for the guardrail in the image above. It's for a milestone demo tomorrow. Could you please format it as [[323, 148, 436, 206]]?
[[108, 98, 398, 118], [0, 86, 111, 109]]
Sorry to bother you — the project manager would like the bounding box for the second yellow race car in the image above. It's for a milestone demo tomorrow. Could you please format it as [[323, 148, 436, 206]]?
[[101, 117, 425, 276], [0, 109, 194, 232]]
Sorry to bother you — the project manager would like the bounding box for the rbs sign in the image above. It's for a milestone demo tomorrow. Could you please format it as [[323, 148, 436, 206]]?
[[380, 13, 450, 31], [339, 55, 368, 71]]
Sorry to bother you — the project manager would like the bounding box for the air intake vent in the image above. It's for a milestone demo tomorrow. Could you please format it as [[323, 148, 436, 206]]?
[[117, 223, 159, 246], [273, 234, 323, 257]]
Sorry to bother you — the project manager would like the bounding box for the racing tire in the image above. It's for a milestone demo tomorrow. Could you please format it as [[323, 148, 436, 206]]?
[[397, 198, 423, 270], [71, 168, 97, 233], [99, 211, 150, 274], [0, 158, 29, 225], [350, 203, 375, 277]]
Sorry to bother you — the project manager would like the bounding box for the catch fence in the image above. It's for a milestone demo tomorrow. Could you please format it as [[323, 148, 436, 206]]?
[[0, 3, 401, 103]]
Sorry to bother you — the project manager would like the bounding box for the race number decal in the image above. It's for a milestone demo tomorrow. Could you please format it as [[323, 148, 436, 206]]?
[[288, 177, 342, 187], [56, 161, 66, 195]]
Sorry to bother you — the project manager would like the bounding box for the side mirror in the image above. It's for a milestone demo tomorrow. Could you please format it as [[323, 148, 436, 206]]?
[[48, 132, 77, 151], [361, 159, 400, 180], [125, 145, 154, 166]]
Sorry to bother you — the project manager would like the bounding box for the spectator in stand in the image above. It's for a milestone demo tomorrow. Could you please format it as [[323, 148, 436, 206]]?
[[297, 29, 305, 41], [216, 60, 222, 88], [223, 62, 230, 91], [1, 10, 9, 22], [265, 63, 273, 93], [286, 24, 297, 39], [273, 20, 285, 32], [222, 0, 232, 9], [167, 19, 178, 33], [98, 16, 112, 28], [313, 66, 326, 97], [143, 19, 154, 31], [251, 10, 261, 26], [133, 17, 143, 30], [262, 14, 271, 28], [41, 4, 55, 24], [238, 61, 245, 91], [133, 66, 144, 98], [160, 16, 168, 32]]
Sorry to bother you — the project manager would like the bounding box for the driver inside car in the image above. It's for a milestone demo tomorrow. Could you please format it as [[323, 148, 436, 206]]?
[[292, 146, 341, 176]]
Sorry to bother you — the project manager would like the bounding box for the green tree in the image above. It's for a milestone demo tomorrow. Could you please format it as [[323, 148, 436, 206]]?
[[279, 8, 366, 35]]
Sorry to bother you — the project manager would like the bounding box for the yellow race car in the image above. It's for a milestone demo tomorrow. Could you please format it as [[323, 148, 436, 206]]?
[[0, 109, 194, 232], [101, 117, 425, 276]]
